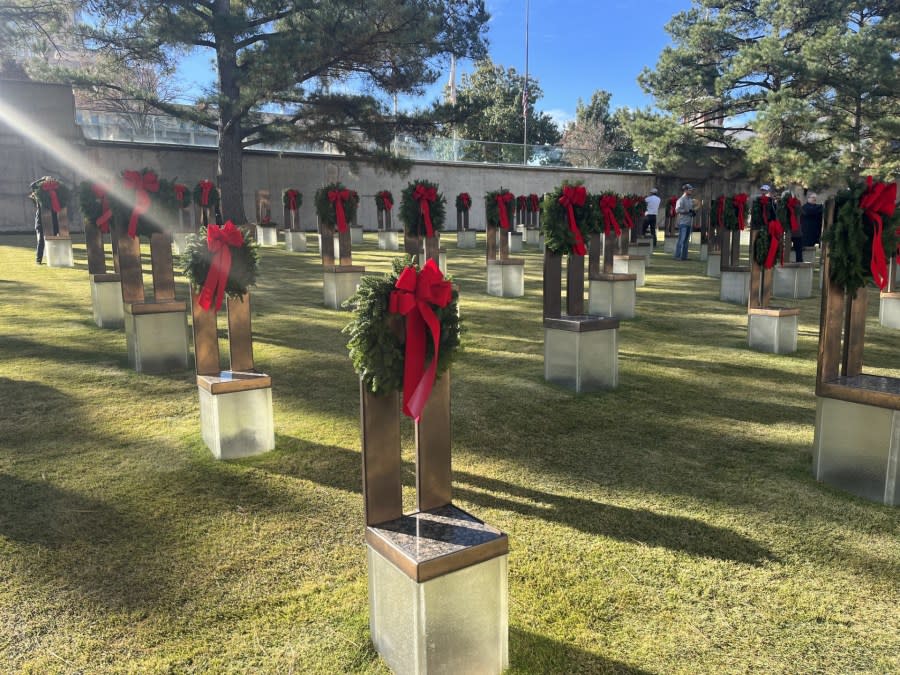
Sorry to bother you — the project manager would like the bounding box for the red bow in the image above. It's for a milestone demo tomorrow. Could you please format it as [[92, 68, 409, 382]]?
[[599, 195, 621, 237], [861, 176, 897, 290], [764, 218, 784, 269], [286, 189, 300, 211], [530, 194, 540, 212], [41, 180, 62, 213], [198, 221, 245, 312], [378, 191, 393, 211], [495, 192, 514, 229], [459, 193, 471, 210], [668, 197, 677, 218], [517, 195, 527, 211], [786, 196, 801, 233], [621, 197, 635, 230], [91, 183, 112, 234], [328, 189, 351, 232], [413, 184, 437, 237], [558, 186, 587, 256], [122, 170, 160, 238], [733, 194, 749, 231], [199, 180, 214, 207], [388, 260, 453, 421], [716, 196, 725, 228], [174, 183, 188, 205]]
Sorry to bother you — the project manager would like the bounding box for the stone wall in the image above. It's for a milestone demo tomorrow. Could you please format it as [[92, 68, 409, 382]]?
[[0, 79, 752, 233]]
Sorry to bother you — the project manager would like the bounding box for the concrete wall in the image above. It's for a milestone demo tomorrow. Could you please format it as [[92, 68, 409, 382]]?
[[0, 79, 751, 233]]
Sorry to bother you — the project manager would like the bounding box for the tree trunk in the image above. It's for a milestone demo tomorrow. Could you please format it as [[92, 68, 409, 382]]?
[[215, 0, 247, 224]]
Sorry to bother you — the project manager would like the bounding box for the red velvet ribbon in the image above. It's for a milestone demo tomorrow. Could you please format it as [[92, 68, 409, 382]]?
[[530, 194, 540, 212], [764, 218, 784, 269], [388, 259, 453, 421], [786, 196, 801, 233], [860, 176, 897, 290], [286, 189, 299, 211], [122, 170, 159, 238], [378, 191, 393, 211], [459, 193, 471, 210], [599, 195, 621, 237], [668, 197, 677, 218], [91, 183, 112, 234], [557, 185, 587, 256], [198, 220, 244, 312], [41, 180, 62, 213], [174, 183, 188, 206], [413, 184, 437, 236], [621, 197, 635, 230], [495, 192, 514, 229], [328, 189, 350, 232], [733, 193, 748, 230], [199, 180, 214, 207], [716, 196, 725, 229]]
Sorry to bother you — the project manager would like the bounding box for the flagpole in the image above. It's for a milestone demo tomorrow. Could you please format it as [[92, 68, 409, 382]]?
[[523, 0, 529, 165]]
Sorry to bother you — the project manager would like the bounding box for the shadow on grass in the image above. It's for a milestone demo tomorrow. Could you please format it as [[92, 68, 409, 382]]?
[[510, 627, 650, 674], [266, 442, 773, 565], [0, 472, 172, 609], [0, 336, 128, 369]]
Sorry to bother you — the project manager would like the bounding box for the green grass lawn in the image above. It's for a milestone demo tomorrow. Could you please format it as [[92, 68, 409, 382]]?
[[1, 232, 898, 674]]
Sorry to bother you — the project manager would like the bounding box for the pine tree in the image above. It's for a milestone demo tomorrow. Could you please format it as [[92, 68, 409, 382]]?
[[75, 0, 489, 222]]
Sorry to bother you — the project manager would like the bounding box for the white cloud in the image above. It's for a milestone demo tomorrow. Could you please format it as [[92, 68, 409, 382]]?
[[544, 108, 574, 130]]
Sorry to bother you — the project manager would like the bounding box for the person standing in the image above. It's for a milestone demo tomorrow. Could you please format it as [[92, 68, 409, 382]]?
[[674, 183, 695, 260], [801, 192, 823, 249], [644, 188, 661, 248], [29, 179, 44, 264]]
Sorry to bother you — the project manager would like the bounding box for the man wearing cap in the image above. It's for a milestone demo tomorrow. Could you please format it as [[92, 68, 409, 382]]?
[[644, 188, 661, 248], [674, 183, 695, 260]]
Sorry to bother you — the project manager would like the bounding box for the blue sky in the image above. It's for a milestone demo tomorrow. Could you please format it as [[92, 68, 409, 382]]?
[[175, 0, 691, 129]]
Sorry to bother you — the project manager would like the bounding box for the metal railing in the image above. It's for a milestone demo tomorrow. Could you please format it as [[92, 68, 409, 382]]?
[[75, 109, 647, 171]]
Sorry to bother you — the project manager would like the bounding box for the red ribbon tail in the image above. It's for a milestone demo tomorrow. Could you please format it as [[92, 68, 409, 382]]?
[[405, 304, 442, 422], [402, 311, 427, 419]]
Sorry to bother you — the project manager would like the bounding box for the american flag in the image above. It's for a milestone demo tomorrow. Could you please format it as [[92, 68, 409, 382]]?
[[522, 82, 528, 117]]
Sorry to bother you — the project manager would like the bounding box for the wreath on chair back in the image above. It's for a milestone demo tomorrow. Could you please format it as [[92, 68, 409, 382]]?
[[315, 182, 360, 230], [30, 176, 71, 214], [343, 257, 461, 400], [541, 181, 594, 256], [182, 222, 260, 303], [400, 180, 446, 238], [824, 178, 898, 295]]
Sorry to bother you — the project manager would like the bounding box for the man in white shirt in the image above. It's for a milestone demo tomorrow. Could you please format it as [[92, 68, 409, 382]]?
[[674, 183, 695, 260], [643, 188, 661, 248]]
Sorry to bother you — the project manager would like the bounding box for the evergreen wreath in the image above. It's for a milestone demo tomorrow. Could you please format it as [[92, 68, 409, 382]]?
[[752, 226, 772, 267], [314, 183, 360, 228], [173, 183, 191, 209], [109, 168, 173, 238], [374, 190, 393, 210], [282, 188, 303, 210], [824, 181, 899, 296], [193, 180, 220, 208], [77, 181, 103, 226], [540, 181, 595, 256], [777, 196, 801, 235], [723, 195, 739, 230], [484, 188, 515, 227], [455, 192, 472, 211], [181, 224, 260, 299], [399, 180, 446, 237], [30, 176, 71, 212], [625, 193, 646, 221], [343, 257, 461, 396], [750, 195, 777, 230], [597, 190, 625, 235]]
